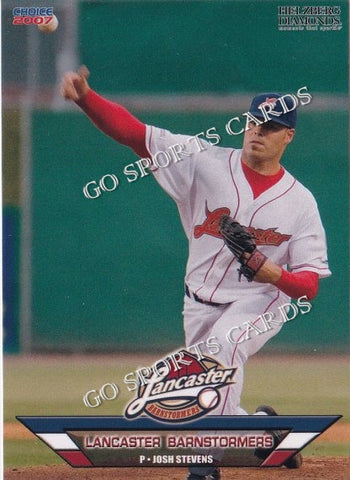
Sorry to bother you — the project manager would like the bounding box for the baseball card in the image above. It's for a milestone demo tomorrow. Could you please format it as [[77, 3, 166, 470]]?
[[2, 1, 349, 479]]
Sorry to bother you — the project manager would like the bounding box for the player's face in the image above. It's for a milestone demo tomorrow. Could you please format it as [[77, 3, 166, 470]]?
[[242, 121, 295, 168]]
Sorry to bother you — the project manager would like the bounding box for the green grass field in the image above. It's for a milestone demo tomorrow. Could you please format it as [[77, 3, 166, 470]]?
[[4, 353, 349, 467]]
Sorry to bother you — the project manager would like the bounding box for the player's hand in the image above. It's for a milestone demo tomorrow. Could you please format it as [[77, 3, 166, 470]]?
[[60, 65, 90, 102]]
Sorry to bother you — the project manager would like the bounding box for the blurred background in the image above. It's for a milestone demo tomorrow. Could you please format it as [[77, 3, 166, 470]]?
[[3, 0, 348, 355]]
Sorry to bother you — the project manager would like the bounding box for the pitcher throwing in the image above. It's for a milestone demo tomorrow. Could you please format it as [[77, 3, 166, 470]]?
[[61, 67, 331, 479]]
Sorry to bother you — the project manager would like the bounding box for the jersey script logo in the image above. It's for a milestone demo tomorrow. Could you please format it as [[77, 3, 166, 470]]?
[[194, 203, 291, 246], [194, 203, 231, 239]]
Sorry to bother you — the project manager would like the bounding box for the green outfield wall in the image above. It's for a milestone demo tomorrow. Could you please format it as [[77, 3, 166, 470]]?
[[30, 109, 348, 352], [79, 1, 348, 95], [3, 206, 20, 353]]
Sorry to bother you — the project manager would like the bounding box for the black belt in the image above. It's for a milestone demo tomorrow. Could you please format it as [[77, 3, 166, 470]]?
[[185, 284, 223, 307]]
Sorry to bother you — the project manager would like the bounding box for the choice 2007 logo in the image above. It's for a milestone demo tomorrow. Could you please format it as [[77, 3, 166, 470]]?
[[12, 7, 54, 25], [125, 350, 236, 422]]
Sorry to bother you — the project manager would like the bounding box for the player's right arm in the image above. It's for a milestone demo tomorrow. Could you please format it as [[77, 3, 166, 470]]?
[[60, 65, 90, 101], [60, 66, 149, 158]]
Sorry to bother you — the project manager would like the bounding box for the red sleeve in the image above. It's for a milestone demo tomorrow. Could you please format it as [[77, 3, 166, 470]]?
[[76, 89, 149, 158], [275, 269, 319, 300]]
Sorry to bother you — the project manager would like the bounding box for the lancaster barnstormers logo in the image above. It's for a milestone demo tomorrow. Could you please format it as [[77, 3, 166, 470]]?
[[194, 202, 231, 239], [194, 203, 291, 246], [259, 97, 278, 109], [125, 350, 236, 422], [245, 227, 291, 246]]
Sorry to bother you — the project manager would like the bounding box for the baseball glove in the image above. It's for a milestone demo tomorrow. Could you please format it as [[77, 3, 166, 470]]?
[[219, 215, 267, 282]]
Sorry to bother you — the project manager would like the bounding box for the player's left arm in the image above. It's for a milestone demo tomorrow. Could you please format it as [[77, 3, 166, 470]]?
[[254, 261, 319, 300], [219, 215, 321, 300], [252, 199, 329, 299]]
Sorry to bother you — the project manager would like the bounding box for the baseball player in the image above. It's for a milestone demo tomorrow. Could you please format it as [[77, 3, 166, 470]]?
[[61, 67, 331, 480]]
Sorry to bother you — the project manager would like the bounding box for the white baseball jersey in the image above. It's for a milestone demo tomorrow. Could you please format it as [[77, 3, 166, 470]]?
[[145, 126, 331, 305]]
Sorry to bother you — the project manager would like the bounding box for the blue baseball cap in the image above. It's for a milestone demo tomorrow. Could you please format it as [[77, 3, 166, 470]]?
[[249, 93, 297, 128]]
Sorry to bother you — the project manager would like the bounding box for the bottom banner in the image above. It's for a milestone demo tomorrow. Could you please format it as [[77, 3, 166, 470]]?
[[17, 415, 340, 468]]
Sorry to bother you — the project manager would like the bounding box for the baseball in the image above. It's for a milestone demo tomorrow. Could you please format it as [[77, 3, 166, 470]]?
[[198, 388, 219, 410], [38, 14, 59, 33]]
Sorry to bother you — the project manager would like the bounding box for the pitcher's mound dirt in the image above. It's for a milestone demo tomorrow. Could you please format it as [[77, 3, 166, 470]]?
[[4, 457, 349, 480]]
